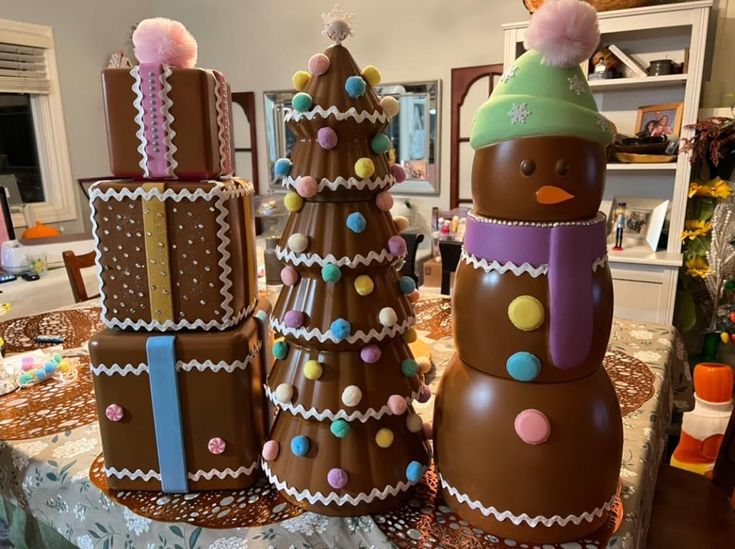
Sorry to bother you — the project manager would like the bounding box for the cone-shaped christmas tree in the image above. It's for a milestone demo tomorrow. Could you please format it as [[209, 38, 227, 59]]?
[[261, 6, 430, 516]]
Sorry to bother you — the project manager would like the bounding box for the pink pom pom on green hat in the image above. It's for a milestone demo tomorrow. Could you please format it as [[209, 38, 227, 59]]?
[[470, 0, 615, 150]]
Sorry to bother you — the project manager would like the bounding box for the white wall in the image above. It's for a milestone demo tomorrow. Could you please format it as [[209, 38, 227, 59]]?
[[0, 0, 151, 233], [152, 0, 528, 215]]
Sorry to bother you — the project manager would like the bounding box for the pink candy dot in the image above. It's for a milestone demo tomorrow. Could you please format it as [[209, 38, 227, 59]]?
[[388, 235, 407, 257], [105, 404, 124, 422], [387, 394, 408, 415], [317, 127, 338, 150], [418, 384, 431, 403], [327, 467, 349, 489], [308, 53, 330, 75], [262, 440, 280, 461], [284, 310, 305, 328], [375, 191, 394, 212], [390, 164, 407, 183], [514, 409, 551, 445], [208, 437, 226, 455], [423, 421, 433, 440], [297, 176, 318, 198], [280, 266, 299, 286], [360, 344, 382, 364]]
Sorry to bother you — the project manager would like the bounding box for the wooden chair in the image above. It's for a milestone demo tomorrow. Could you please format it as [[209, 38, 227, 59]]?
[[646, 407, 735, 548], [399, 231, 424, 284], [62, 250, 99, 303], [438, 240, 463, 295]]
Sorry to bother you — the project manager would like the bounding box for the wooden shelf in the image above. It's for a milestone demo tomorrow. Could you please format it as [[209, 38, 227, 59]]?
[[588, 74, 687, 91], [607, 247, 682, 267], [606, 162, 677, 171]]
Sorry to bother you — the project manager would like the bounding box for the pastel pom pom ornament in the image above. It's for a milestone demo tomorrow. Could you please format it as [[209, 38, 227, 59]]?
[[330, 318, 352, 340], [375, 191, 394, 212], [292, 70, 311, 91], [328, 467, 349, 489], [393, 215, 410, 232], [317, 127, 338, 150], [262, 440, 280, 461], [362, 65, 381, 86], [354, 157, 375, 179], [345, 75, 367, 98], [296, 176, 318, 198], [280, 266, 299, 286], [354, 274, 374, 296], [406, 413, 423, 433], [380, 96, 400, 117], [387, 394, 408, 415], [390, 163, 407, 183], [360, 343, 382, 363], [287, 233, 309, 253], [523, 0, 600, 68], [291, 435, 310, 456], [132, 17, 198, 68], [283, 191, 304, 212], [274, 383, 293, 403], [284, 310, 305, 328], [330, 419, 351, 438], [274, 158, 292, 178], [388, 235, 407, 256], [371, 134, 391, 154], [292, 92, 313, 112], [273, 340, 289, 360], [379, 307, 398, 327], [308, 53, 330, 75], [321, 263, 342, 282], [341, 385, 363, 407], [346, 212, 367, 233]]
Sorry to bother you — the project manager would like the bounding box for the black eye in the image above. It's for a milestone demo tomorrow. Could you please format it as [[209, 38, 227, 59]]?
[[555, 159, 570, 176], [520, 159, 535, 176]]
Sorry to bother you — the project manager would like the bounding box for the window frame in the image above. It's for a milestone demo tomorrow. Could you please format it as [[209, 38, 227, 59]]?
[[0, 17, 77, 228]]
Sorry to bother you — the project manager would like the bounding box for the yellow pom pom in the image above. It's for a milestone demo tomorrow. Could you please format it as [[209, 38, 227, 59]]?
[[362, 65, 381, 86], [303, 360, 323, 380], [403, 328, 418, 343], [375, 428, 394, 448], [354, 275, 374, 296], [354, 157, 375, 179], [284, 191, 304, 212], [722, 332, 730, 344], [292, 70, 311, 91]]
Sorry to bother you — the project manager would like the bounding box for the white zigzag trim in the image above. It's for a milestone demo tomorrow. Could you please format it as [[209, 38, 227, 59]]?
[[275, 246, 399, 268], [440, 475, 615, 528], [265, 385, 421, 422], [461, 251, 609, 277], [91, 340, 262, 376], [160, 64, 178, 177], [285, 105, 390, 124], [90, 179, 254, 332], [211, 70, 231, 176], [130, 67, 149, 177], [281, 175, 394, 192], [262, 461, 416, 506], [106, 461, 258, 483], [270, 315, 414, 344]]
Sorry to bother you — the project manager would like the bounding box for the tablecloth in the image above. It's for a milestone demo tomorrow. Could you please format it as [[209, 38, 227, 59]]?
[[0, 296, 691, 549]]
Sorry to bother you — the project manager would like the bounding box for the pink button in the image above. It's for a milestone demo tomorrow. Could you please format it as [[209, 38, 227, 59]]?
[[105, 404, 124, 422], [514, 409, 551, 445]]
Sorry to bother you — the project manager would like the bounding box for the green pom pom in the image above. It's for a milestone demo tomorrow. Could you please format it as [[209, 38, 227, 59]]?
[[330, 419, 351, 438], [371, 133, 391, 154], [321, 263, 342, 282], [401, 358, 418, 377], [292, 92, 313, 112], [273, 340, 289, 360]]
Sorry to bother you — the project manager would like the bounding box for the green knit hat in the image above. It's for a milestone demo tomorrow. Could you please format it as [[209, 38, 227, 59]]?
[[470, 1, 615, 150]]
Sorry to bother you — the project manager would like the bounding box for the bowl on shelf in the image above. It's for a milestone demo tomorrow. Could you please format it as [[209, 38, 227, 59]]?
[[614, 135, 669, 155]]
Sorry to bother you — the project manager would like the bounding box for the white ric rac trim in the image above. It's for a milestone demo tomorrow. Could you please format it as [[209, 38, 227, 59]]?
[[90, 340, 262, 376], [285, 105, 390, 124], [264, 385, 421, 423], [130, 67, 149, 177], [262, 461, 416, 506], [106, 461, 258, 482], [460, 250, 608, 277], [275, 246, 400, 269], [440, 475, 615, 527], [160, 64, 178, 176], [270, 316, 414, 344], [281, 175, 394, 193], [90, 180, 254, 332]]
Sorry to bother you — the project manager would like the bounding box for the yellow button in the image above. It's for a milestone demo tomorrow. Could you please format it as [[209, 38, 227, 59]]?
[[508, 295, 544, 331]]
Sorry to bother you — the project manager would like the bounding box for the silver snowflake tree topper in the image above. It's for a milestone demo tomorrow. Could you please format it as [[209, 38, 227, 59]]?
[[321, 4, 354, 44]]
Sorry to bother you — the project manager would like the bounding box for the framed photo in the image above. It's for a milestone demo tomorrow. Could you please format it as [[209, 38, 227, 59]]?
[[635, 102, 683, 139], [606, 196, 669, 252]]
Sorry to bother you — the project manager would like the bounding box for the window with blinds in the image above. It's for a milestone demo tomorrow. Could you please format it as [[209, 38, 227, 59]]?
[[0, 42, 50, 95]]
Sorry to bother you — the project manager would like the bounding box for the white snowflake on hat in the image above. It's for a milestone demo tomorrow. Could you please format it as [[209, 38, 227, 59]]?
[[508, 102, 531, 125], [500, 64, 518, 84], [568, 74, 585, 95]]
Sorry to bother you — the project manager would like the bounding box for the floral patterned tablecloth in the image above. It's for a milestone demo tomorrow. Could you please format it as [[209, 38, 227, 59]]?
[[0, 297, 691, 549]]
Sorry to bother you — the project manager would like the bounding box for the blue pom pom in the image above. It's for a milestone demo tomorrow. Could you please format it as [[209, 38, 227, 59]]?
[[292, 92, 313, 112], [401, 359, 418, 377], [330, 318, 352, 341], [44, 361, 57, 374], [321, 263, 342, 282], [290, 435, 310, 456], [346, 212, 367, 234], [399, 276, 416, 294], [506, 352, 542, 382], [273, 340, 289, 360], [35, 369, 47, 380], [371, 133, 391, 154], [274, 158, 292, 178], [345, 76, 366, 98], [406, 460, 424, 482]]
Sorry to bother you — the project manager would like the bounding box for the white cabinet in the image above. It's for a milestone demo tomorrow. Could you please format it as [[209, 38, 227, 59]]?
[[502, 1, 712, 323]]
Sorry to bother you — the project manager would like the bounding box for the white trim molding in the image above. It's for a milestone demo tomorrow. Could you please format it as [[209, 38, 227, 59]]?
[[0, 18, 77, 227]]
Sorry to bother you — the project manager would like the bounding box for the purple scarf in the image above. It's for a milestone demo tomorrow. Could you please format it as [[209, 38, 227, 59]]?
[[463, 214, 607, 370]]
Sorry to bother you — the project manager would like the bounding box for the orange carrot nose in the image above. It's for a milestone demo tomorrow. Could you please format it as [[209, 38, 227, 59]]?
[[536, 185, 574, 204]]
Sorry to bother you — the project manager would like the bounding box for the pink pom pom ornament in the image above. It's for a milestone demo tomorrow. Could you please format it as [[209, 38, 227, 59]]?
[[297, 176, 318, 198], [132, 17, 198, 68], [390, 164, 407, 183], [387, 394, 408, 415], [375, 191, 394, 212], [308, 53, 330, 75], [523, 0, 600, 68]]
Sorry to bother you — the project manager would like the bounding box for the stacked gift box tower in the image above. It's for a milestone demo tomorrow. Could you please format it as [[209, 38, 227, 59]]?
[[87, 18, 267, 493]]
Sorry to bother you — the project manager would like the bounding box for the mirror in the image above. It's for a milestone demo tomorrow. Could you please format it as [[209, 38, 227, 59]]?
[[263, 80, 441, 195]]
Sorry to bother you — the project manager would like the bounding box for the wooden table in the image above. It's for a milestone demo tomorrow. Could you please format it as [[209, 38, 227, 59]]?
[[0, 296, 692, 548]]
